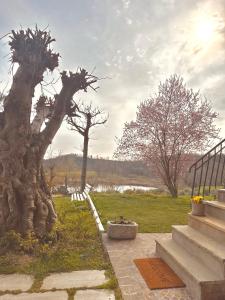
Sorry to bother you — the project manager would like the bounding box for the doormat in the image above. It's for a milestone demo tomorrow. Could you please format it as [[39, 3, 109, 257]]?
[[134, 258, 185, 289]]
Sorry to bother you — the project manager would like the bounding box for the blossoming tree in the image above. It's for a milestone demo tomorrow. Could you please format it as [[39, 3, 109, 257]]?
[[115, 75, 219, 197]]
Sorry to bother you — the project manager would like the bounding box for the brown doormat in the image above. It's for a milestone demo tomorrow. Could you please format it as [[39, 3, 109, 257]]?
[[134, 258, 185, 289]]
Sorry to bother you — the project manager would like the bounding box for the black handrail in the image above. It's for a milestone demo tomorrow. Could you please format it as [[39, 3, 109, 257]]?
[[189, 139, 225, 197]]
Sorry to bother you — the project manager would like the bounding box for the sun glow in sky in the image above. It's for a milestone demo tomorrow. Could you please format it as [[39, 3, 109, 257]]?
[[192, 11, 222, 48], [196, 18, 215, 43]]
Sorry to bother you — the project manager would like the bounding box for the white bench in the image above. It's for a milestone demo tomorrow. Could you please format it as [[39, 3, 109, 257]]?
[[71, 184, 92, 201]]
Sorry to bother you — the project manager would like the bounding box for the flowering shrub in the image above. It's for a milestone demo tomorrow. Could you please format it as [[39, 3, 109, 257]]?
[[111, 216, 134, 224], [192, 195, 203, 204]]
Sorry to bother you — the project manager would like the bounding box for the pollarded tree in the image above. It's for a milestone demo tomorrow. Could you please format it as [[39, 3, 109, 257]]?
[[67, 102, 108, 192], [115, 75, 219, 197], [0, 28, 98, 236]]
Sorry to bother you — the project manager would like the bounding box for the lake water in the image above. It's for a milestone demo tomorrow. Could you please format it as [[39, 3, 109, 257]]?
[[93, 184, 157, 193], [66, 184, 157, 194]]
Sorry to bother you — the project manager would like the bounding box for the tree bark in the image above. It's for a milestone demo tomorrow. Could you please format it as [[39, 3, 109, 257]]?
[[0, 60, 57, 236], [164, 170, 178, 198], [166, 180, 178, 198], [81, 134, 89, 192]]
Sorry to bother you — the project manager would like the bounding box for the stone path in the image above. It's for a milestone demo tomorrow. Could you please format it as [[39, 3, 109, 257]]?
[[102, 233, 193, 300], [0, 274, 34, 292], [0, 271, 115, 300], [41, 270, 107, 289], [0, 290, 115, 300], [75, 290, 115, 299], [0, 291, 68, 300]]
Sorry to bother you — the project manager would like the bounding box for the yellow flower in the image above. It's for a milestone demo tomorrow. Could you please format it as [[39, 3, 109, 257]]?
[[192, 195, 203, 203]]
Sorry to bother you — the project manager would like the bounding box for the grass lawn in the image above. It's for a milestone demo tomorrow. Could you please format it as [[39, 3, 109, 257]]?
[[92, 192, 191, 232], [0, 197, 122, 299]]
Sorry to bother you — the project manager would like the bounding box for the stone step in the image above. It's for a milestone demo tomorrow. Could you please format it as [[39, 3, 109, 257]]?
[[188, 213, 225, 244], [217, 189, 225, 202], [204, 201, 225, 222], [172, 225, 225, 279], [156, 239, 225, 300]]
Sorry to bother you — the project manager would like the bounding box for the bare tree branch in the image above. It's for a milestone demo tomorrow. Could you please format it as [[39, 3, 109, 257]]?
[[38, 70, 98, 157], [31, 96, 54, 134]]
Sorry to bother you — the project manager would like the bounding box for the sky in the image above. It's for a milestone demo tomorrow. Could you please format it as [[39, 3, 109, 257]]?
[[0, 0, 224, 158]]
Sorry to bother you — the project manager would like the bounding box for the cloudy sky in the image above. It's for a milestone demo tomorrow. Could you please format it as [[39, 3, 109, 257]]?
[[0, 0, 224, 158]]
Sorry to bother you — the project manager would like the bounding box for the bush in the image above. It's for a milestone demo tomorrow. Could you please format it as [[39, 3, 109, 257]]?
[[0, 230, 22, 253], [0, 230, 57, 255]]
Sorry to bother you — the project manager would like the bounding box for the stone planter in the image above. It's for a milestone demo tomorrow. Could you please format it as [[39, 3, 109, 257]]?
[[107, 221, 138, 240], [191, 202, 205, 216]]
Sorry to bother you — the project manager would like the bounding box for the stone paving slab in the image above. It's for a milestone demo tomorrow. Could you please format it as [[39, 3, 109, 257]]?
[[0, 274, 34, 292], [0, 291, 68, 300], [102, 233, 192, 300], [41, 270, 108, 290], [75, 289, 115, 300]]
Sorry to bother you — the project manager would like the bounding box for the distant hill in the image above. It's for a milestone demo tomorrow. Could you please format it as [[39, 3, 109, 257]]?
[[44, 154, 161, 188], [44, 152, 223, 192]]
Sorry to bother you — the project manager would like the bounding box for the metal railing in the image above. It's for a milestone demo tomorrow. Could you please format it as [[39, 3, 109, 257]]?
[[189, 139, 225, 197]]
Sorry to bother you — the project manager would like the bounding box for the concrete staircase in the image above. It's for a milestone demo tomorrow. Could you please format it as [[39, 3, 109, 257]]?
[[156, 189, 225, 300]]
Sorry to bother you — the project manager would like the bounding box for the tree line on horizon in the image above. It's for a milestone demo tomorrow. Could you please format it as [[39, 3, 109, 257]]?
[[44, 151, 225, 194]]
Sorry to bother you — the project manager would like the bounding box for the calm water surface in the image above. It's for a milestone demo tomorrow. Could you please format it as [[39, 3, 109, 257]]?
[[93, 184, 157, 193]]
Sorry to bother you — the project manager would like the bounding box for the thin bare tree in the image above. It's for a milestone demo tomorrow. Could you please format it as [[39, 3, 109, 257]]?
[[67, 102, 108, 191]]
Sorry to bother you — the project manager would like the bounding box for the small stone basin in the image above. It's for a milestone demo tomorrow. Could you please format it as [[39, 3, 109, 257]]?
[[107, 221, 138, 240]]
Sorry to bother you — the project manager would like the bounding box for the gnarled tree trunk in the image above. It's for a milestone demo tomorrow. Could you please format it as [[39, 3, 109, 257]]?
[[0, 28, 97, 237]]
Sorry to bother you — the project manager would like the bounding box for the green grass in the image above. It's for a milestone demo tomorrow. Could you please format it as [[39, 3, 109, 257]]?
[[92, 192, 191, 232], [0, 198, 108, 277], [0, 197, 122, 299]]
